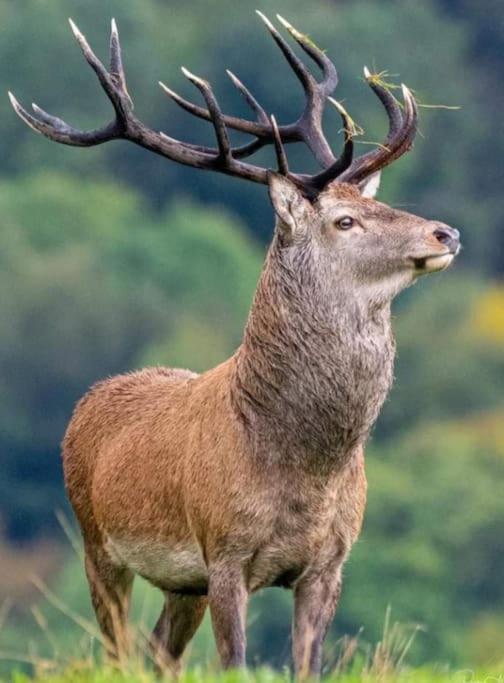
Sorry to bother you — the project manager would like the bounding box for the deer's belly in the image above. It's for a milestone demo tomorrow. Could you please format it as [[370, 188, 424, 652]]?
[[105, 536, 208, 592], [248, 548, 307, 592]]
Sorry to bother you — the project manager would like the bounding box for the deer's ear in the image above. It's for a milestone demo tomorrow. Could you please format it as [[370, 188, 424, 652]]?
[[268, 172, 311, 239], [358, 171, 381, 198]]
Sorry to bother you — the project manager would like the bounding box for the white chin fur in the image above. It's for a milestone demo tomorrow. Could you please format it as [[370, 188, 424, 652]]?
[[418, 253, 455, 273]]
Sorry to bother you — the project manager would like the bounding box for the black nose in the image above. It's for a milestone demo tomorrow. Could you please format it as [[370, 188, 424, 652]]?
[[433, 225, 460, 253]]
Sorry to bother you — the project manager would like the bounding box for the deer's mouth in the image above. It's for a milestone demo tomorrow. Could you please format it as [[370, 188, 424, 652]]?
[[411, 251, 456, 273]]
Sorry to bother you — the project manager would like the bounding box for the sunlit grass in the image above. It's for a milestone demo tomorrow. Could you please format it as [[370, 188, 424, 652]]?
[[3, 605, 503, 683], [6, 666, 504, 683]]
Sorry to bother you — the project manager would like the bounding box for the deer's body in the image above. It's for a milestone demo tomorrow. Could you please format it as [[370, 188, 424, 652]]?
[[64, 364, 367, 597], [64, 225, 394, 599], [12, 13, 461, 679]]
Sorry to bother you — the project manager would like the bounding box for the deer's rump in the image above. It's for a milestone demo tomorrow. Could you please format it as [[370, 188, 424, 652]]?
[[62, 366, 213, 590]]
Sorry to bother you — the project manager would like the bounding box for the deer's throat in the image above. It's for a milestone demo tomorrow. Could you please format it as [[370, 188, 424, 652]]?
[[232, 263, 395, 469]]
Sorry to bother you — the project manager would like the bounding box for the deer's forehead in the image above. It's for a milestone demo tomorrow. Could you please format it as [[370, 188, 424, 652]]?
[[318, 182, 362, 203], [317, 185, 400, 221]]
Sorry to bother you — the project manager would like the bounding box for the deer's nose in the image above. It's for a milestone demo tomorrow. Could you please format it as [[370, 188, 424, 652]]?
[[433, 224, 460, 253]]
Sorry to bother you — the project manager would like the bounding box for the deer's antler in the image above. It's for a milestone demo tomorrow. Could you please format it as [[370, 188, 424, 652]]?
[[9, 15, 418, 198]]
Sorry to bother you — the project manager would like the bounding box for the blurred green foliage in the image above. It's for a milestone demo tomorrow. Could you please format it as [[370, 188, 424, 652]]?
[[0, 172, 262, 537], [0, 0, 503, 672]]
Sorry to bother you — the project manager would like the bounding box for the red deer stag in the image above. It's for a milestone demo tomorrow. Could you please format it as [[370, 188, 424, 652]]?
[[10, 13, 460, 679]]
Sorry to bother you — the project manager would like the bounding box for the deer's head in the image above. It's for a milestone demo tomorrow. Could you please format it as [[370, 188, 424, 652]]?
[[269, 173, 460, 305], [9, 12, 459, 307]]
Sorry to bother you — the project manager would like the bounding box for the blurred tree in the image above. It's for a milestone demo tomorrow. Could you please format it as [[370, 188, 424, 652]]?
[[438, 0, 504, 273], [339, 410, 504, 663], [0, 173, 261, 538], [377, 274, 504, 439]]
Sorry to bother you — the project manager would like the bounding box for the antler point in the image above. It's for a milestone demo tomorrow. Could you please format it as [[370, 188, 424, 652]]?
[[401, 83, 413, 100], [225, 69, 239, 85], [181, 67, 207, 87], [68, 18, 80, 36], [159, 81, 176, 97], [327, 96, 342, 111], [255, 10, 275, 31], [276, 14, 298, 38]]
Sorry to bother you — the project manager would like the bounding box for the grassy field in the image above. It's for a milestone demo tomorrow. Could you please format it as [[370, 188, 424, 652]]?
[[2, 579, 502, 683], [3, 614, 503, 683], [6, 666, 504, 683]]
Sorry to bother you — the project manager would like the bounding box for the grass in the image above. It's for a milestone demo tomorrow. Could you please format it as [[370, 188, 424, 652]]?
[[6, 665, 504, 683], [3, 608, 503, 683]]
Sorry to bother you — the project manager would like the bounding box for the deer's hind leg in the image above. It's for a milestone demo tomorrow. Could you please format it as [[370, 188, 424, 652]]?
[[150, 592, 208, 675], [84, 546, 134, 662]]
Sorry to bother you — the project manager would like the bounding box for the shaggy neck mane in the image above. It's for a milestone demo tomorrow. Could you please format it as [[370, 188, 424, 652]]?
[[231, 235, 395, 472]]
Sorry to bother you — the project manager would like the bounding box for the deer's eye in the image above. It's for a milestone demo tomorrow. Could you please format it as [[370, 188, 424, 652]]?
[[335, 216, 354, 230]]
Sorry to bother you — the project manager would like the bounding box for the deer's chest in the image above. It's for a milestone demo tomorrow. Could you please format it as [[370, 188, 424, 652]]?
[[245, 465, 364, 591]]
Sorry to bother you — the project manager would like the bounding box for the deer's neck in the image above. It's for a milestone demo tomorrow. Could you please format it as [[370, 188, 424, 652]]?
[[231, 239, 395, 472]]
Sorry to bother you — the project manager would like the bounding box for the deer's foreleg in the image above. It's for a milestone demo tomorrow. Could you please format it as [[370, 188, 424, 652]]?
[[292, 563, 343, 680], [208, 564, 248, 669]]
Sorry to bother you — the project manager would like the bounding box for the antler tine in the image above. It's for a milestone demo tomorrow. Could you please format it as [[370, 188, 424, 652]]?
[[394, 84, 418, 151], [293, 99, 354, 194], [8, 92, 118, 145], [159, 80, 276, 139], [270, 115, 289, 176], [276, 15, 338, 96], [159, 81, 213, 122], [109, 19, 121, 73], [68, 19, 125, 120], [305, 98, 354, 189], [225, 71, 278, 160], [170, 69, 270, 163], [339, 81, 418, 184], [181, 67, 231, 163], [69, 19, 105, 80], [363, 67, 403, 140], [110, 18, 130, 102], [226, 70, 269, 125], [255, 13, 340, 167], [256, 11, 315, 93]]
